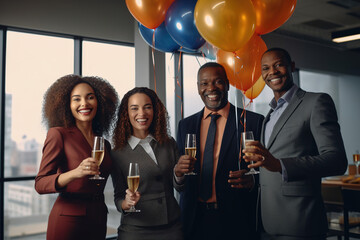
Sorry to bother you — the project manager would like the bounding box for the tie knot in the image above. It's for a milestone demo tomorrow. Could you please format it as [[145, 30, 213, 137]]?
[[210, 114, 220, 121]]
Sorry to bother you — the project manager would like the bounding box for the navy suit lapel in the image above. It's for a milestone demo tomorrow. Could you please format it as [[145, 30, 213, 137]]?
[[217, 104, 241, 170], [194, 109, 204, 174], [266, 89, 305, 149]]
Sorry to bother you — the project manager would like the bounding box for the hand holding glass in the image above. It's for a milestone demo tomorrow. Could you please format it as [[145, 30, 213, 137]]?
[[89, 136, 105, 180], [242, 131, 259, 175], [126, 163, 141, 213], [185, 134, 197, 175]]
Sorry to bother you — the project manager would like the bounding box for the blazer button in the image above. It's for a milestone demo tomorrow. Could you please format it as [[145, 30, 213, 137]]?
[[156, 176, 162, 181], [158, 198, 162, 204]]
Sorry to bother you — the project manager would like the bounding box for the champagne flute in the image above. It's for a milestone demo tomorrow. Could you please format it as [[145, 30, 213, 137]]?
[[126, 163, 141, 213], [242, 131, 259, 175], [353, 150, 360, 176], [185, 134, 197, 175], [89, 136, 105, 180]]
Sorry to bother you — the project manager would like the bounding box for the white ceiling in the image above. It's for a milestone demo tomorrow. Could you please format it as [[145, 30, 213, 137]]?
[[275, 0, 360, 52]]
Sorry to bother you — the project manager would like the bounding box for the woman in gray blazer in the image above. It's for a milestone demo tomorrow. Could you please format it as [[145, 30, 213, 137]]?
[[111, 87, 183, 240]]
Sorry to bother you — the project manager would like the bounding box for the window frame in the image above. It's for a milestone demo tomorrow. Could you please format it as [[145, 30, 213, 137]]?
[[0, 25, 134, 240]]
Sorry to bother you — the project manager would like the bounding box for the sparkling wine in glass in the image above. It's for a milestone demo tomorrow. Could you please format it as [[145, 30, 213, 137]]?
[[126, 163, 141, 213], [353, 150, 360, 176], [89, 136, 105, 180], [242, 131, 259, 175], [185, 134, 197, 175]]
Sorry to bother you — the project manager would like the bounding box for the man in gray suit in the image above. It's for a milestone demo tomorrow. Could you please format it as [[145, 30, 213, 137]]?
[[243, 48, 348, 240]]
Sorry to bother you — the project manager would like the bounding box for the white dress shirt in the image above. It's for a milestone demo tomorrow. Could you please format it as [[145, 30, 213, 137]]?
[[128, 135, 158, 164]]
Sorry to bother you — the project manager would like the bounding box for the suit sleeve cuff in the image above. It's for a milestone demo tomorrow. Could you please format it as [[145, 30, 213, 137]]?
[[174, 171, 185, 185], [279, 159, 288, 182]]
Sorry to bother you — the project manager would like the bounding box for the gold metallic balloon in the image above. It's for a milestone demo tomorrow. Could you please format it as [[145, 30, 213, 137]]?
[[194, 0, 256, 52]]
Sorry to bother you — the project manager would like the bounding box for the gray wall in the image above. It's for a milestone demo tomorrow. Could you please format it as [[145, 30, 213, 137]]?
[[338, 75, 360, 164], [0, 0, 134, 43]]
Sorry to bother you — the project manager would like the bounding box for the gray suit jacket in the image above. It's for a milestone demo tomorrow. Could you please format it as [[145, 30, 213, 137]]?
[[111, 137, 181, 227], [260, 88, 347, 237]]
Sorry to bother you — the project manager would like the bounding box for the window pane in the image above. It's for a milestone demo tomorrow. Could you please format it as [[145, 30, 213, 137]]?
[[82, 40, 135, 238], [243, 84, 273, 117], [5, 31, 74, 178], [183, 55, 209, 117], [4, 31, 73, 240], [82, 41, 135, 100], [4, 180, 57, 239]]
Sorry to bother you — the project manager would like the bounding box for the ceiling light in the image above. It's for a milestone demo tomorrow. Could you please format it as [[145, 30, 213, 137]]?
[[332, 27, 360, 43]]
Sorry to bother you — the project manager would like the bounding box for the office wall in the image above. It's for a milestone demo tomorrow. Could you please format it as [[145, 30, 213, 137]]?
[[262, 34, 360, 77], [0, 0, 134, 43], [338, 75, 360, 163]]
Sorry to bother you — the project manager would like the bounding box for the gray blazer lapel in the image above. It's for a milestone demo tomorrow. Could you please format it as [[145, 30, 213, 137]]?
[[261, 109, 273, 146], [135, 143, 160, 169], [266, 89, 305, 149]]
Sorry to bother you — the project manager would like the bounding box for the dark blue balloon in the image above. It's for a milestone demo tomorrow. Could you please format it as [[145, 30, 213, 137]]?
[[138, 22, 180, 53], [165, 0, 205, 51]]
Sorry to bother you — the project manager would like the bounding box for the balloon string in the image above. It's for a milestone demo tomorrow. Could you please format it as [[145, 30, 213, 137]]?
[[200, 43, 208, 62], [195, 55, 202, 66], [232, 53, 241, 169], [248, 35, 260, 101], [233, 52, 244, 91], [152, 31, 157, 93], [175, 49, 183, 119], [201, 52, 207, 62]]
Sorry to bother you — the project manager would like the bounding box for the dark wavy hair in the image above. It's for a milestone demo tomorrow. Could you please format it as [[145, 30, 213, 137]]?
[[42, 74, 119, 136], [112, 87, 170, 150]]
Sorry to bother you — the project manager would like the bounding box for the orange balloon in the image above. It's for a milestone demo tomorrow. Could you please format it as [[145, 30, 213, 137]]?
[[126, 0, 175, 29], [217, 34, 267, 91], [252, 0, 297, 35], [245, 76, 266, 100], [194, 0, 256, 52]]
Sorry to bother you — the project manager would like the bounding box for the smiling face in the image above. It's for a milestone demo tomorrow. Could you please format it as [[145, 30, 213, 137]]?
[[128, 93, 154, 139], [197, 66, 229, 111], [70, 83, 98, 125], [261, 50, 295, 101]]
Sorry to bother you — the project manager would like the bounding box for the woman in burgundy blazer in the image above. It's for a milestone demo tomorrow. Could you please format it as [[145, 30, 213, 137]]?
[[35, 75, 118, 240]]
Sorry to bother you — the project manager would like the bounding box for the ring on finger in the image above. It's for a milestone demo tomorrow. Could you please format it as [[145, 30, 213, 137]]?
[[86, 166, 90, 170], [261, 156, 265, 161]]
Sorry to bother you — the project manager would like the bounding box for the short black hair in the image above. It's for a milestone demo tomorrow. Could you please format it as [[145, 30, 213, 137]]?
[[263, 47, 292, 64], [197, 62, 228, 83]]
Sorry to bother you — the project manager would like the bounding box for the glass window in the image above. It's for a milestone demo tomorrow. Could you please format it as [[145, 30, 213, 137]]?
[[82, 40, 135, 100], [183, 55, 209, 117], [4, 181, 56, 239], [4, 31, 74, 239], [5, 31, 74, 178], [82, 40, 136, 237], [243, 84, 273, 117]]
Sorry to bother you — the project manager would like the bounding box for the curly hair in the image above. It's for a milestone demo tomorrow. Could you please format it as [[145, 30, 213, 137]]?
[[112, 87, 170, 150], [42, 74, 119, 136]]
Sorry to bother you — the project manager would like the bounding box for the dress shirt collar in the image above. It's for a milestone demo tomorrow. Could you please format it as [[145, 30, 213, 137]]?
[[269, 84, 299, 110], [203, 101, 230, 120], [128, 134, 156, 150]]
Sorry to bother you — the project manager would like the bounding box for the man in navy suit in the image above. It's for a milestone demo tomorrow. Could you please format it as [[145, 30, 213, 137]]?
[[174, 62, 264, 240]]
